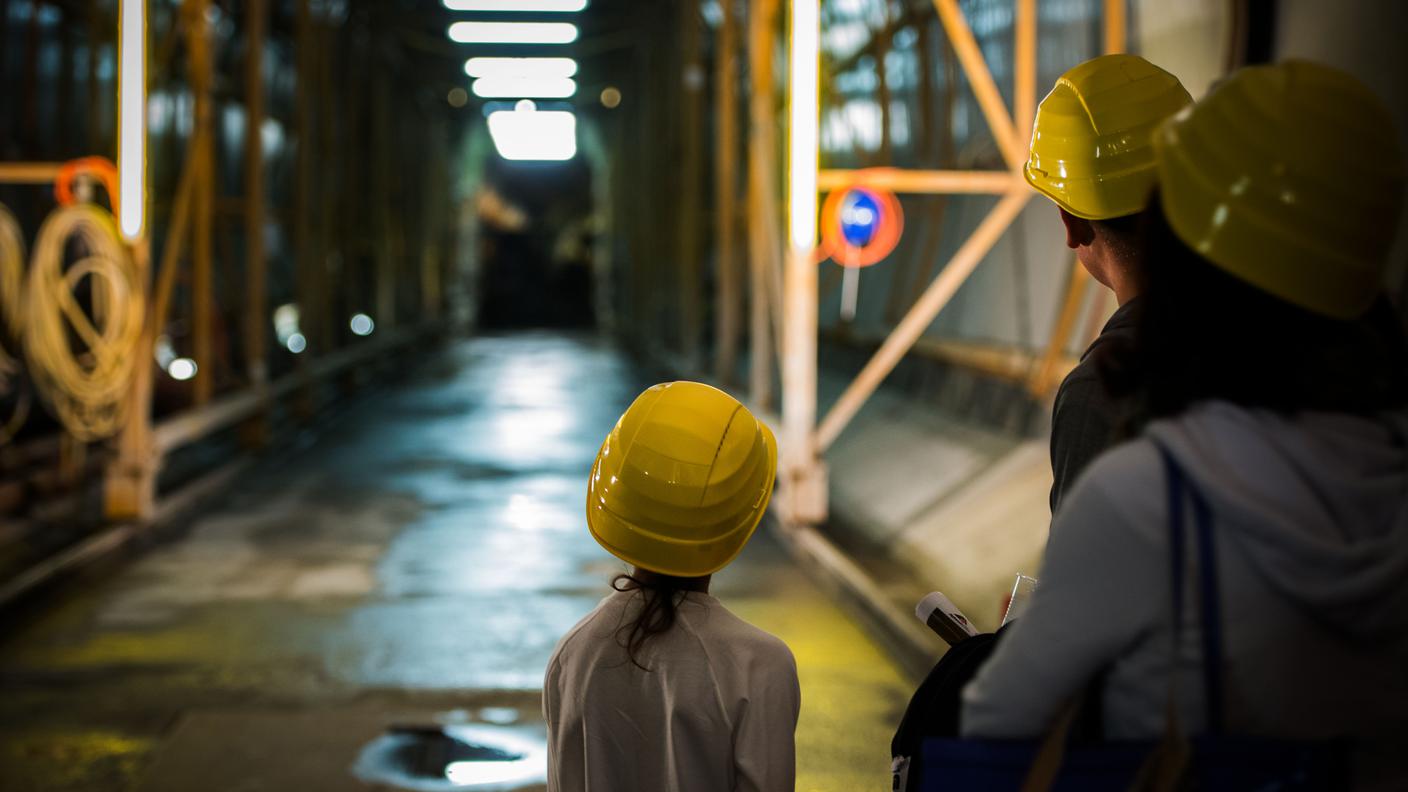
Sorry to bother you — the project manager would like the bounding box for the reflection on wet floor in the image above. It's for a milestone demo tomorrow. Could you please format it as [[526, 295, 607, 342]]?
[[0, 332, 909, 792], [352, 723, 547, 791]]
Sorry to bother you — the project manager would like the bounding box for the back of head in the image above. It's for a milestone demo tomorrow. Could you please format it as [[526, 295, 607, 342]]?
[[1102, 61, 1408, 423], [1026, 53, 1193, 221], [1154, 59, 1407, 320]]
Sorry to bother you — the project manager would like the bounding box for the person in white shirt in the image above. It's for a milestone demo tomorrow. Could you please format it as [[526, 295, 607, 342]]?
[[545, 381, 800, 792], [961, 61, 1408, 790]]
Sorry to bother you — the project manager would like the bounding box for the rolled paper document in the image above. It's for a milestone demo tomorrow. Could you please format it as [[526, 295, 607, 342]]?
[[915, 591, 979, 645]]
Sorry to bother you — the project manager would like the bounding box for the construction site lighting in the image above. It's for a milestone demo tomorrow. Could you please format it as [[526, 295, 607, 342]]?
[[448, 21, 578, 44], [117, 0, 146, 240], [273, 303, 300, 344], [443, 0, 586, 10], [787, 0, 820, 250], [487, 101, 576, 161], [464, 57, 578, 79], [167, 358, 197, 381], [472, 76, 577, 99], [350, 314, 375, 336]]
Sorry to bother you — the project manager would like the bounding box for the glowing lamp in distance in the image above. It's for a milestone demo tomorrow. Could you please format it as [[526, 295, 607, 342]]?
[[465, 57, 578, 80], [168, 358, 197, 381], [487, 102, 576, 161], [443, 0, 586, 10], [448, 21, 577, 44], [787, 0, 820, 250], [117, 0, 146, 240], [350, 314, 375, 336], [473, 77, 576, 99]]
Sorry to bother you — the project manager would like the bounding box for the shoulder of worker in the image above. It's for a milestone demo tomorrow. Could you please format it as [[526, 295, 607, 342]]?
[[1052, 435, 1167, 542], [1060, 298, 1139, 380], [678, 593, 798, 675], [546, 591, 625, 667], [1084, 297, 1141, 357], [1060, 298, 1141, 393], [1052, 360, 1109, 412]]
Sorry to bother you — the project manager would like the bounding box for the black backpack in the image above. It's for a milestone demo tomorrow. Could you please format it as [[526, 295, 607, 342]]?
[[890, 632, 1002, 791]]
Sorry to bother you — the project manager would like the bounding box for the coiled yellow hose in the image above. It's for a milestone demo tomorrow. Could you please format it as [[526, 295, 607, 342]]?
[[23, 204, 144, 441], [0, 203, 23, 341], [0, 203, 29, 443]]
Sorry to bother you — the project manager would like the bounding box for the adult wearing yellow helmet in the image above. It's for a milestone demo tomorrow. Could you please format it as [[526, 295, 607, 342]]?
[[965, 62, 1408, 789], [1026, 53, 1192, 511], [545, 381, 799, 792]]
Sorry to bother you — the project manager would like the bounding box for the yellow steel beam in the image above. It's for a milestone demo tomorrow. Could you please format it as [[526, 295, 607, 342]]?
[[0, 162, 64, 184], [244, 0, 267, 390], [782, 0, 826, 523], [1104, 0, 1126, 54], [747, 0, 782, 411], [1014, 0, 1036, 154], [185, 0, 214, 406], [817, 168, 1016, 194], [815, 190, 1030, 453], [1027, 255, 1090, 399], [713, 0, 741, 383], [678, 3, 705, 369], [931, 0, 1022, 169]]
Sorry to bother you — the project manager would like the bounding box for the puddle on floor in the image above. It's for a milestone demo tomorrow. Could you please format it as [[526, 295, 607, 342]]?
[[351, 722, 546, 791]]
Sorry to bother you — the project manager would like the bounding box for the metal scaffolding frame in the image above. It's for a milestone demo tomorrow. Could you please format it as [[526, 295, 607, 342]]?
[[0, 0, 459, 522], [760, 0, 1127, 524]]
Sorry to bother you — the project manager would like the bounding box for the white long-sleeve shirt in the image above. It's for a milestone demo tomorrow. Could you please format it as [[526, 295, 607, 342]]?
[[961, 404, 1408, 790], [544, 589, 800, 792]]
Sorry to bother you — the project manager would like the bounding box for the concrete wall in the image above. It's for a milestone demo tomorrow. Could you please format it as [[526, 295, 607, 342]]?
[[1274, 0, 1408, 297], [1136, 0, 1231, 100]]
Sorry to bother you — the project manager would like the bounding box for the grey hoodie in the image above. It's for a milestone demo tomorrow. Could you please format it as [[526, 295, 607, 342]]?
[[963, 401, 1408, 790], [1149, 404, 1408, 655]]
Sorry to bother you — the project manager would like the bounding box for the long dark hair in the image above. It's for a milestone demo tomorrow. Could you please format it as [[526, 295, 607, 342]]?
[[1098, 191, 1408, 433], [611, 573, 689, 671]]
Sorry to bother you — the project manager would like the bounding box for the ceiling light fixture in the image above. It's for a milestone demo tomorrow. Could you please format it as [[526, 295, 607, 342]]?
[[448, 21, 578, 44], [464, 57, 578, 80], [443, 0, 586, 11]]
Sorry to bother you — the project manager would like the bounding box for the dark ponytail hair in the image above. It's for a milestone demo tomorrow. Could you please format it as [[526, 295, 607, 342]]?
[[611, 573, 688, 671], [1097, 190, 1408, 434]]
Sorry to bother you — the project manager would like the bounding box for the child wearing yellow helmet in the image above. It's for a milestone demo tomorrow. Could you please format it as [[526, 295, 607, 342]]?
[[544, 381, 799, 792]]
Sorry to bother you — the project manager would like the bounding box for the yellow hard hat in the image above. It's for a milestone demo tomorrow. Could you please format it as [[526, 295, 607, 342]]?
[[1025, 54, 1193, 220], [1155, 60, 1406, 319], [586, 381, 777, 578]]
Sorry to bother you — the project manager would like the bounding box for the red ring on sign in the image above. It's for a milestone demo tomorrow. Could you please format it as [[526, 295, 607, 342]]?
[[54, 157, 120, 213], [819, 184, 903, 268]]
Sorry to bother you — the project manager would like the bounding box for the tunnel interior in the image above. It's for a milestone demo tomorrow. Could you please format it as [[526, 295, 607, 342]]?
[[2, 0, 1408, 790]]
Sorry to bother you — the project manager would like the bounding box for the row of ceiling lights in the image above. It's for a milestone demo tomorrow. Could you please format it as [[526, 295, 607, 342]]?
[[442, 0, 589, 160]]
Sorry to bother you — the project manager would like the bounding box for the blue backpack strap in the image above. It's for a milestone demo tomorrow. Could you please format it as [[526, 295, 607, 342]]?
[[1161, 444, 1188, 659], [1154, 440, 1225, 736], [1189, 471, 1225, 735]]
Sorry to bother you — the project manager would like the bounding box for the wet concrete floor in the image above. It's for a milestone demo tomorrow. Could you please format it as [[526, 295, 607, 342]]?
[[0, 333, 911, 791]]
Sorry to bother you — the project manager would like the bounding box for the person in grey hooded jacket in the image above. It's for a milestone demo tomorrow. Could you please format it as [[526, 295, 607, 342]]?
[[961, 61, 1408, 791]]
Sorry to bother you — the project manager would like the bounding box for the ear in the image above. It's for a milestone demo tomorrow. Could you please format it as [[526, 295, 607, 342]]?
[[1058, 209, 1095, 250]]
